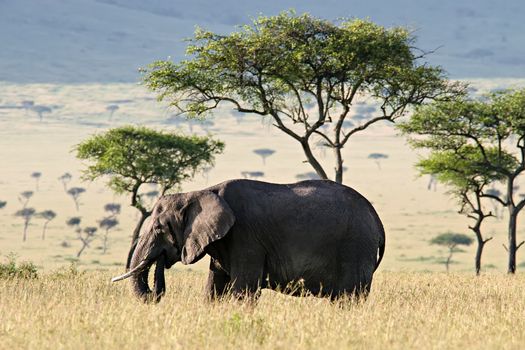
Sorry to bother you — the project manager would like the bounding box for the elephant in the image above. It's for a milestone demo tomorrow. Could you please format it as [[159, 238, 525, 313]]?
[[112, 179, 385, 302]]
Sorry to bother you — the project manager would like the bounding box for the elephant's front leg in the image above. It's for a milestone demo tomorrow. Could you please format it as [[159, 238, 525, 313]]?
[[205, 258, 231, 301]]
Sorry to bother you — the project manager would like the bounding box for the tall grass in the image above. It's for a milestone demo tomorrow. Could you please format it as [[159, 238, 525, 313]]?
[[1, 270, 524, 349]]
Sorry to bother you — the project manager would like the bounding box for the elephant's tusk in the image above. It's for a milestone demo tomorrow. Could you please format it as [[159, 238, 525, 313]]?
[[111, 260, 149, 282]]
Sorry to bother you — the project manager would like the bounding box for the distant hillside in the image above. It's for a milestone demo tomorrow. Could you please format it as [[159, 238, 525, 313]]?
[[0, 0, 524, 83]]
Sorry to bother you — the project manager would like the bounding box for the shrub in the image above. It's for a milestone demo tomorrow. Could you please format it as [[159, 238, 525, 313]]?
[[0, 253, 38, 279]]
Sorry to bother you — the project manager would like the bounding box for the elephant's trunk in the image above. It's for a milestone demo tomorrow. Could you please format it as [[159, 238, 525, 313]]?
[[130, 260, 153, 301], [129, 252, 166, 303], [153, 253, 166, 301]]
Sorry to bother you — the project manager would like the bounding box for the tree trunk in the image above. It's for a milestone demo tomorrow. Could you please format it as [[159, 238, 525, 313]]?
[[42, 221, 49, 240], [507, 207, 517, 274], [77, 241, 88, 258], [446, 248, 454, 272], [333, 146, 344, 184], [103, 230, 108, 254], [23, 222, 28, 242], [475, 239, 485, 275], [300, 139, 329, 181], [126, 211, 151, 269], [471, 219, 492, 275]]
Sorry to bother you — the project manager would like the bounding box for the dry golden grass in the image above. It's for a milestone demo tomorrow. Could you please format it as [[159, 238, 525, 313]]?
[[1, 269, 524, 350]]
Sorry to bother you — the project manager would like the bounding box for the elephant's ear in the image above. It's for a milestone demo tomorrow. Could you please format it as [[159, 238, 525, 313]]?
[[181, 191, 235, 264]]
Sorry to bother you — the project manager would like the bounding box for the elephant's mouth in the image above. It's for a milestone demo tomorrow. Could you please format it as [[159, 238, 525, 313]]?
[[111, 252, 167, 303]]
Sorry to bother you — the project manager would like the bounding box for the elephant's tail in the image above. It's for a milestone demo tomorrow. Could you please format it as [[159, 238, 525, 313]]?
[[374, 222, 385, 271]]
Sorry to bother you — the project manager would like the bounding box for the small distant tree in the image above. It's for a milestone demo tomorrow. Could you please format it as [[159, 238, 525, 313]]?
[[106, 104, 119, 120], [21, 100, 34, 112], [18, 191, 33, 208], [31, 172, 42, 191], [58, 173, 72, 192], [427, 174, 437, 191], [15, 208, 36, 242], [296, 172, 321, 180], [431, 232, 473, 272], [75, 125, 224, 268], [30, 105, 52, 121], [77, 227, 97, 258], [367, 153, 389, 170], [142, 190, 159, 207], [99, 217, 119, 254], [0, 201, 6, 209], [66, 217, 82, 236], [142, 12, 462, 183], [37, 210, 56, 240], [241, 171, 265, 179], [104, 203, 121, 217], [67, 187, 86, 211], [253, 148, 276, 165]]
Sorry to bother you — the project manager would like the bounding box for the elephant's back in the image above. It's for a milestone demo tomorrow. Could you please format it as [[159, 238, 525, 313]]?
[[209, 179, 380, 227]]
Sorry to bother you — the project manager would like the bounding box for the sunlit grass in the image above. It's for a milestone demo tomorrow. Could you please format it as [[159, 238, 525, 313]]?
[[1, 269, 524, 349]]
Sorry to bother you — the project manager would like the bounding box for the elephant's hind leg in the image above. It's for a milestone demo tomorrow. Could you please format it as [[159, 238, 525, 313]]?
[[206, 259, 231, 301], [338, 263, 374, 300]]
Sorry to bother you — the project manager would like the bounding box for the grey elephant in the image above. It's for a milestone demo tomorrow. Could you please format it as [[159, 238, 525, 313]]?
[[112, 179, 385, 302]]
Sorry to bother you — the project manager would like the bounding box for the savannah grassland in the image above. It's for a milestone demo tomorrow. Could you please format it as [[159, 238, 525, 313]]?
[[1, 81, 525, 349], [1, 269, 524, 350]]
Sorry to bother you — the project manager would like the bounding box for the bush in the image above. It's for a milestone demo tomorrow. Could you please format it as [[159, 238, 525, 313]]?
[[0, 253, 38, 279]]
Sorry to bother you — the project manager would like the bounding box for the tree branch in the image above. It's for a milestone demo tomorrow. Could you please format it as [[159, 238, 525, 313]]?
[[342, 115, 395, 145]]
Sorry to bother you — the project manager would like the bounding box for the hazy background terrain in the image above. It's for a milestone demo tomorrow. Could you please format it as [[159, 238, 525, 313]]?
[[1, 0, 524, 82], [0, 0, 524, 273]]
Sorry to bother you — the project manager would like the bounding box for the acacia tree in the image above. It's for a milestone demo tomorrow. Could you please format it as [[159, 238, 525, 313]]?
[[31, 172, 42, 191], [77, 227, 97, 258], [99, 217, 119, 254], [58, 173, 72, 192], [75, 125, 224, 268], [37, 210, 57, 240], [18, 191, 33, 208], [414, 147, 515, 274], [142, 12, 462, 183], [431, 232, 473, 272], [66, 217, 82, 245], [15, 208, 35, 242], [104, 203, 121, 217], [67, 187, 86, 211], [399, 89, 525, 273]]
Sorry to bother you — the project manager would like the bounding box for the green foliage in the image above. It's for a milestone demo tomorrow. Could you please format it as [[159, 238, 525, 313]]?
[[0, 253, 38, 279], [142, 11, 461, 181], [75, 126, 224, 195], [144, 12, 456, 115], [0, 200, 6, 209], [417, 145, 517, 197], [398, 89, 525, 158], [431, 232, 473, 248]]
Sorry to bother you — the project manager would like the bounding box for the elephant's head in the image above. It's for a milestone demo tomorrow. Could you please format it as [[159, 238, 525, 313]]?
[[111, 190, 235, 302]]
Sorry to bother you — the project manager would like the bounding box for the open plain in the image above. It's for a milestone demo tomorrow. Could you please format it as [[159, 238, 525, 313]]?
[[1, 80, 525, 349]]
